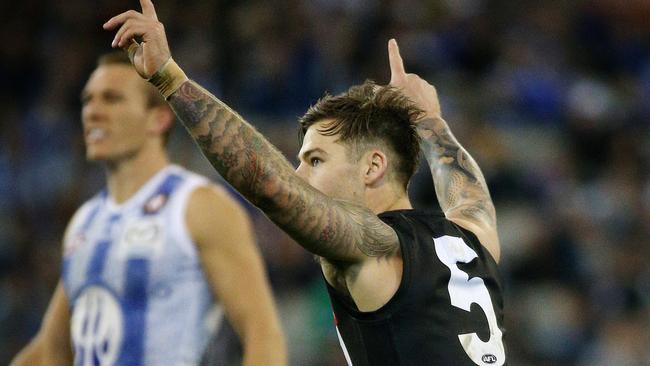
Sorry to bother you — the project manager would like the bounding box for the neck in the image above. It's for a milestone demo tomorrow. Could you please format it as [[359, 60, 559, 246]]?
[[105, 145, 169, 204], [366, 184, 412, 214]]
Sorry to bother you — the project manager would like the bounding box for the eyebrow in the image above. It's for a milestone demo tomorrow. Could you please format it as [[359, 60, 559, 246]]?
[[80, 88, 124, 100], [297, 147, 327, 161]]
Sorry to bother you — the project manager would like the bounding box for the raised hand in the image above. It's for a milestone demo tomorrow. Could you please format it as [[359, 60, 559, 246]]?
[[103, 0, 171, 79], [388, 39, 441, 120], [388, 40, 499, 259]]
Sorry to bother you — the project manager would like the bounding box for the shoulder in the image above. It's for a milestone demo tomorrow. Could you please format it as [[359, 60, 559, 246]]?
[[62, 193, 105, 251], [187, 183, 246, 217], [445, 214, 500, 263], [185, 183, 252, 246], [390, 208, 501, 263], [378, 209, 444, 232], [73, 192, 106, 222], [166, 165, 240, 216]]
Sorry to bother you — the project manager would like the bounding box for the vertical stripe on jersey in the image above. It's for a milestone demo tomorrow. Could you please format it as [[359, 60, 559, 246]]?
[[85, 240, 111, 282], [85, 214, 120, 283], [63, 196, 104, 284], [116, 173, 181, 364], [73, 211, 122, 366], [118, 258, 150, 365]]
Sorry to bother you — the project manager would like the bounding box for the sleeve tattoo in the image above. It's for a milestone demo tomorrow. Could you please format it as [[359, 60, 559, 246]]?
[[168, 81, 399, 261], [417, 117, 497, 227]]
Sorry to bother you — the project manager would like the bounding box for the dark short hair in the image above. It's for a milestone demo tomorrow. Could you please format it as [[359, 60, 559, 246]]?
[[96, 51, 173, 144], [299, 80, 423, 188]]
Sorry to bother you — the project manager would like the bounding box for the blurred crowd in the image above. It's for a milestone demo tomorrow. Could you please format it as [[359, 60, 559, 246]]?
[[1, 0, 649, 365]]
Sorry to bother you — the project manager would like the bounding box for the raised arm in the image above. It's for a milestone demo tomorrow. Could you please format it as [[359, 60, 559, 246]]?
[[103, 0, 398, 263], [387, 40, 500, 260]]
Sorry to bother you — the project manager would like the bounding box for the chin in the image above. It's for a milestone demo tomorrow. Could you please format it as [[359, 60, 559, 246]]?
[[85, 149, 110, 162]]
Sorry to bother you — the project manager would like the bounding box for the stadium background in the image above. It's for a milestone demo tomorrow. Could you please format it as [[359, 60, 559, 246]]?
[[1, 0, 648, 365]]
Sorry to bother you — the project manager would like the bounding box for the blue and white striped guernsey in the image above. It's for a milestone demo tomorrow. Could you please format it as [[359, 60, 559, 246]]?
[[62, 165, 227, 366]]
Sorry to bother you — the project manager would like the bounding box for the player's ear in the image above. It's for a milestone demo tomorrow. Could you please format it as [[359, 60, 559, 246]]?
[[363, 150, 387, 186], [147, 105, 174, 137]]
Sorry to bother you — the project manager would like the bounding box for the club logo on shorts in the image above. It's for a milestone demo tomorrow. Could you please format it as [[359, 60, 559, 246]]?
[[71, 286, 123, 366]]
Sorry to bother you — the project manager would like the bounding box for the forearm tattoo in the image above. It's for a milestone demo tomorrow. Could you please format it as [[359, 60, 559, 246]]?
[[168, 81, 398, 260], [417, 117, 496, 226]]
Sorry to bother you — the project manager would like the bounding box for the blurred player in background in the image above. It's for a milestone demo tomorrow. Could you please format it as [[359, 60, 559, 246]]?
[[11, 51, 286, 366], [103, 0, 507, 364]]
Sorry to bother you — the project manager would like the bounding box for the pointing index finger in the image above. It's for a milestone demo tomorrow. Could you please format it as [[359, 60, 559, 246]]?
[[140, 0, 158, 20], [388, 38, 406, 81]]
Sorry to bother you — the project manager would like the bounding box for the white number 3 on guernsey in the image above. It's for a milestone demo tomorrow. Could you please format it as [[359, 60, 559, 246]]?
[[434, 236, 505, 366]]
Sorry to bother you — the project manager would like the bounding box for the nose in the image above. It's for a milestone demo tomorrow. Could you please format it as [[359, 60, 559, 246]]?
[[295, 162, 307, 180], [82, 99, 104, 124]]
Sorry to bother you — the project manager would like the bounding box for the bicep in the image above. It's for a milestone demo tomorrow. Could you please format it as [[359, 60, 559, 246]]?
[[323, 199, 401, 260], [199, 210, 272, 332], [186, 187, 281, 338], [265, 180, 400, 262], [40, 282, 72, 346]]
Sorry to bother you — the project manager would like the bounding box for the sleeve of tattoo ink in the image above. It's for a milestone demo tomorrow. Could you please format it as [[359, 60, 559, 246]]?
[[416, 116, 499, 248], [167, 81, 399, 262]]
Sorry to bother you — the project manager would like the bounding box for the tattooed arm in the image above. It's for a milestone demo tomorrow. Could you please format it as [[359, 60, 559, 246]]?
[[103, 0, 399, 263], [168, 81, 399, 262], [416, 117, 499, 257], [387, 39, 499, 259]]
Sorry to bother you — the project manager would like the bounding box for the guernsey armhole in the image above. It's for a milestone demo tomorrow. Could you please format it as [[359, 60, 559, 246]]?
[[331, 215, 412, 321], [172, 180, 207, 258]]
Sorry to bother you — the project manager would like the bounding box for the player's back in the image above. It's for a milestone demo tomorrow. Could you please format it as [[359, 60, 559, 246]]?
[[327, 209, 507, 366], [62, 165, 233, 366]]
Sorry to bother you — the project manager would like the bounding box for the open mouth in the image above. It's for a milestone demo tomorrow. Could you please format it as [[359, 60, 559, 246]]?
[[86, 128, 107, 143]]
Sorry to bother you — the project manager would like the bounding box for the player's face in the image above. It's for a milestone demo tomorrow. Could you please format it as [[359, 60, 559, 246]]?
[[296, 120, 366, 202], [81, 64, 152, 163]]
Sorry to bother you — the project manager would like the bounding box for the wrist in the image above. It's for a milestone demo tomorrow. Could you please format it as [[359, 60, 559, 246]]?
[[148, 58, 189, 100]]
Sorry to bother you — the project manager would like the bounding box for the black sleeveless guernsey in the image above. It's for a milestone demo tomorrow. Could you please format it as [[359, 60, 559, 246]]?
[[326, 209, 507, 366]]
